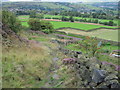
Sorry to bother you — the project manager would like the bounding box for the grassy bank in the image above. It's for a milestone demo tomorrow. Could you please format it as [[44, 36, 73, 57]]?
[[2, 32, 53, 88]]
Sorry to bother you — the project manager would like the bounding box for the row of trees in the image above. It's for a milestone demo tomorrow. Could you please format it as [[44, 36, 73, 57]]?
[[74, 18, 116, 26], [29, 11, 44, 19], [16, 9, 119, 20], [45, 16, 116, 26], [61, 16, 74, 22], [49, 10, 119, 20]]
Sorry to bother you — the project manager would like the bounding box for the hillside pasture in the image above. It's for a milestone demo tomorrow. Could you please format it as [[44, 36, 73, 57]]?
[[50, 21, 117, 30], [21, 22, 29, 27], [58, 29, 119, 42], [21, 19, 117, 31], [18, 15, 29, 19]]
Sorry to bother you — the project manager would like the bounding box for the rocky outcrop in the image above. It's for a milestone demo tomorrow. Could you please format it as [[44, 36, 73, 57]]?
[[71, 56, 120, 88], [57, 45, 120, 88]]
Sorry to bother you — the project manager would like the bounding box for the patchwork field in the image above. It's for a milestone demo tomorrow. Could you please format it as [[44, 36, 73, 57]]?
[[50, 21, 117, 30], [18, 15, 118, 23], [21, 20, 117, 31], [58, 29, 119, 42], [18, 15, 118, 42]]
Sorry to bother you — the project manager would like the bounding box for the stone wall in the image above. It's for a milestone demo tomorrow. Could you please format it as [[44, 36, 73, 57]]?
[[55, 31, 120, 46], [58, 46, 120, 88], [55, 27, 118, 32], [51, 36, 120, 88], [73, 56, 120, 88]]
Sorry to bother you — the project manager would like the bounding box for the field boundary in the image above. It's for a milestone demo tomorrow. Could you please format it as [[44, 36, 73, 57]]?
[[55, 27, 119, 32], [43, 19, 118, 27], [55, 31, 120, 45], [20, 19, 118, 31]]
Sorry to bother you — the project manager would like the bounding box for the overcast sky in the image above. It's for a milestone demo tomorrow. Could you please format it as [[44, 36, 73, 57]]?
[[4, 0, 119, 2]]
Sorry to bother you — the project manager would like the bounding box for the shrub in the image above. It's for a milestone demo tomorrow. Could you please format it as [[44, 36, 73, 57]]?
[[102, 49, 110, 53], [2, 10, 22, 33], [28, 18, 41, 31], [29, 11, 36, 18], [74, 19, 80, 21], [69, 16, 74, 22], [87, 19, 92, 23], [108, 21, 114, 26], [52, 17, 60, 20], [28, 19, 54, 33], [61, 16, 69, 21], [45, 17, 51, 19], [92, 19, 99, 23], [41, 21, 54, 34], [79, 36, 101, 57], [36, 13, 44, 19]]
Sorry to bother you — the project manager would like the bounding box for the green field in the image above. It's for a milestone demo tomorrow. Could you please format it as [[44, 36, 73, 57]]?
[[21, 22, 29, 27], [18, 15, 29, 19], [58, 29, 119, 42], [50, 21, 117, 30], [19, 15, 118, 42], [21, 20, 117, 31]]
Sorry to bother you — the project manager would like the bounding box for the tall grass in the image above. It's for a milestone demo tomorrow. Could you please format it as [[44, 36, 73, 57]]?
[[2, 35, 53, 88]]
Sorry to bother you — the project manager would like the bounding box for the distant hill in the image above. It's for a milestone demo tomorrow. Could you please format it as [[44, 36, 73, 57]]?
[[85, 2, 118, 10], [2, 2, 103, 12], [2, 2, 117, 15]]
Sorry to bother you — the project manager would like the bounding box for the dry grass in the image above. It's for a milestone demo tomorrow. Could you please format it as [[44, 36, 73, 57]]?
[[2, 34, 53, 88]]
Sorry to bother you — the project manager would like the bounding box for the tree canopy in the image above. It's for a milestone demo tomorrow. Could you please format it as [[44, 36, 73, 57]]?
[[2, 10, 22, 33], [28, 18, 54, 34]]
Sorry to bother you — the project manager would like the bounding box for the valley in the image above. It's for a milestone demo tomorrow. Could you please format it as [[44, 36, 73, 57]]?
[[1, 1, 120, 89]]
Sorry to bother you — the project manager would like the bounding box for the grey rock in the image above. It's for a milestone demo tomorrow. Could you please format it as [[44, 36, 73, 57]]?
[[105, 80, 119, 86], [89, 64, 100, 71], [50, 40, 58, 43], [86, 58, 101, 70], [111, 83, 120, 88], [89, 82, 97, 87], [101, 64, 115, 73], [53, 57, 59, 61], [83, 80, 89, 86], [52, 74, 59, 80], [96, 82, 108, 88], [92, 69, 106, 83], [105, 74, 118, 81], [78, 54, 82, 58], [74, 63, 80, 69], [76, 51, 82, 54]]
